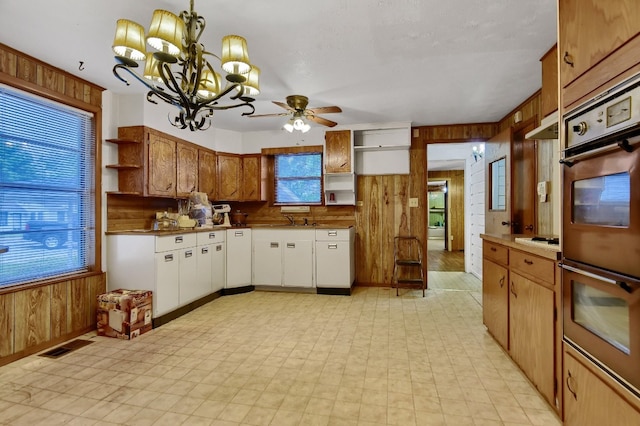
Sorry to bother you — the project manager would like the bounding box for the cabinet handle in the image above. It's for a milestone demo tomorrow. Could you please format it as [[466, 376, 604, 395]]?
[[166, 183, 173, 190], [164, 254, 174, 262], [201, 247, 208, 254], [270, 242, 279, 248], [287, 243, 296, 249], [563, 51, 575, 68], [191, 186, 195, 192], [208, 232, 216, 239], [525, 224, 534, 231], [524, 259, 534, 265], [510, 281, 518, 298], [185, 250, 193, 258], [328, 231, 338, 236], [499, 276, 505, 288], [328, 244, 338, 249], [175, 236, 183, 244], [490, 247, 497, 252], [566, 370, 578, 400], [235, 231, 243, 237], [216, 244, 223, 251]]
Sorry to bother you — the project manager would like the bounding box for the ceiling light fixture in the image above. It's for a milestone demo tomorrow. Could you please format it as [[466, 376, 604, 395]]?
[[111, 0, 260, 131], [283, 114, 310, 133]]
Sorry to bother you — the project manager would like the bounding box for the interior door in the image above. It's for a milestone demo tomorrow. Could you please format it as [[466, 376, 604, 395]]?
[[512, 123, 537, 234], [485, 128, 512, 234]]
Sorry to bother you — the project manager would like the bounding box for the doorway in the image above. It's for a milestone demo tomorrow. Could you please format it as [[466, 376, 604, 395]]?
[[426, 176, 465, 272]]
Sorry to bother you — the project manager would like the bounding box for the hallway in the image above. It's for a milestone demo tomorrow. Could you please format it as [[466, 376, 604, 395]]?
[[426, 239, 465, 273]]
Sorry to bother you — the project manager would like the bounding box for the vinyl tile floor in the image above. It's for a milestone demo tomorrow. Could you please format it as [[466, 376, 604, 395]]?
[[0, 273, 561, 425]]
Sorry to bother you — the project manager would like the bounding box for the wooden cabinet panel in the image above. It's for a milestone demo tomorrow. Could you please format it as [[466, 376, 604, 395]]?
[[482, 258, 509, 350], [540, 45, 558, 118], [217, 153, 242, 201], [176, 142, 198, 197], [0, 293, 14, 357], [509, 272, 555, 405], [67, 278, 91, 332], [564, 347, 640, 426], [14, 286, 51, 352], [325, 130, 351, 173], [241, 154, 262, 201], [510, 249, 555, 287], [559, 0, 640, 108], [198, 149, 217, 200], [50, 282, 66, 340], [483, 241, 508, 266], [147, 134, 177, 197]]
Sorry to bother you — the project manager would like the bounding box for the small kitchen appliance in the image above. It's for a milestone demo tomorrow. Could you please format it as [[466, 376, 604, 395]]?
[[212, 204, 232, 227]]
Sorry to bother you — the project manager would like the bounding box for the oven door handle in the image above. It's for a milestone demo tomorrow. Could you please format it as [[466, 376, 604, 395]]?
[[560, 263, 636, 294], [561, 139, 636, 166]]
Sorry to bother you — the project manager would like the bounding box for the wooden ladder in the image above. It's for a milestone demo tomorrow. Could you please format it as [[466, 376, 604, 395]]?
[[392, 236, 426, 296]]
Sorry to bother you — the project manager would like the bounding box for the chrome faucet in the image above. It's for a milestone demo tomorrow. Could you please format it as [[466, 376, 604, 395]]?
[[284, 215, 295, 225]]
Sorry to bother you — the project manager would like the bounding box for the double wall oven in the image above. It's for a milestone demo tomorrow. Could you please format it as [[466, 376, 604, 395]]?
[[562, 73, 640, 394]]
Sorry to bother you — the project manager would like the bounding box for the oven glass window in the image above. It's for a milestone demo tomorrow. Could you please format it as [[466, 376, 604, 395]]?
[[573, 281, 630, 353], [573, 172, 630, 226]]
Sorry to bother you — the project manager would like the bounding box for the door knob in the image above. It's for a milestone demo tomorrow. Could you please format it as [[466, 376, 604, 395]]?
[[501, 221, 510, 226], [525, 224, 534, 231]]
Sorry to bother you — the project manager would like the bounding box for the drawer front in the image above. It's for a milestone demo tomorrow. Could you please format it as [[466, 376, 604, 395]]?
[[483, 241, 508, 265], [315, 229, 350, 241], [510, 249, 555, 286], [196, 230, 225, 245], [156, 233, 197, 252]]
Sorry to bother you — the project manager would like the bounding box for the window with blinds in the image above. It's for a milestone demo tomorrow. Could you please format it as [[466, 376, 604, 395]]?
[[274, 153, 322, 204], [0, 85, 95, 288]]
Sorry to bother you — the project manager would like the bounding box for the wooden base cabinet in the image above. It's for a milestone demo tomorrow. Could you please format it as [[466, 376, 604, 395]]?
[[482, 257, 509, 350], [564, 343, 640, 426]]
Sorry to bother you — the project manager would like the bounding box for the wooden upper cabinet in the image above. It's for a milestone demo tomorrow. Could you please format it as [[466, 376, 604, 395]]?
[[198, 149, 217, 201], [176, 142, 198, 198], [147, 133, 176, 197], [325, 130, 352, 173], [559, 0, 640, 109], [540, 44, 558, 118], [241, 154, 262, 201], [216, 153, 242, 201]]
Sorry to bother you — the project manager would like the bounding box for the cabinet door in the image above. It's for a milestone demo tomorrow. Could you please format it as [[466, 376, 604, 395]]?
[[147, 134, 177, 197], [325, 130, 351, 173], [559, 0, 640, 92], [482, 259, 509, 350], [211, 242, 226, 293], [253, 239, 282, 285], [241, 154, 262, 201], [198, 149, 217, 201], [509, 272, 555, 405], [217, 153, 242, 201], [283, 239, 314, 287], [178, 246, 198, 304], [226, 229, 251, 288], [193, 244, 214, 302], [316, 241, 350, 287], [176, 142, 198, 197], [155, 250, 180, 316], [540, 45, 558, 118], [564, 350, 640, 426]]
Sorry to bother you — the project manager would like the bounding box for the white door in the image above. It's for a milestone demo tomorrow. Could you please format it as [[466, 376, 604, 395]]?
[[155, 250, 180, 316], [179, 246, 198, 304], [226, 229, 252, 288], [283, 239, 314, 287], [253, 239, 282, 285], [316, 241, 350, 288], [192, 244, 213, 302]]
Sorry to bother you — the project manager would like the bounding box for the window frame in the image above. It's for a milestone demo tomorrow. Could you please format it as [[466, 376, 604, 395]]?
[[0, 71, 102, 292]]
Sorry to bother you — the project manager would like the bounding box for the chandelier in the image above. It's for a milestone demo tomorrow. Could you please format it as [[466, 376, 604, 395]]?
[[111, 0, 260, 131]]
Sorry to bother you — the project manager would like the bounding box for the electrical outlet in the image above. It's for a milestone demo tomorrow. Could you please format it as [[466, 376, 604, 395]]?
[[409, 198, 419, 207]]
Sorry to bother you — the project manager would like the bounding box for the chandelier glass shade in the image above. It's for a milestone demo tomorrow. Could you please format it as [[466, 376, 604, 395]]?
[[112, 0, 260, 131]]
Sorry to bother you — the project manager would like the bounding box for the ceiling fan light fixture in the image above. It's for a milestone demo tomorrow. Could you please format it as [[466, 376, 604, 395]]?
[[283, 118, 295, 132]]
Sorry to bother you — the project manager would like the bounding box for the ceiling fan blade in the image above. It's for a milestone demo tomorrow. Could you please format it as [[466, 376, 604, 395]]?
[[307, 106, 342, 114], [273, 101, 295, 111], [307, 115, 338, 127], [248, 112, 290, 118]]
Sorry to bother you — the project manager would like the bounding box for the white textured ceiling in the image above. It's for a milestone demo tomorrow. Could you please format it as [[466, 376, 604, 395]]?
[[0, 0, 557, 133]]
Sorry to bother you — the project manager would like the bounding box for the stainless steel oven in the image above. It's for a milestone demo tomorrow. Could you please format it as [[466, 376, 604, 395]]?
[[562, 73, 640, 394]]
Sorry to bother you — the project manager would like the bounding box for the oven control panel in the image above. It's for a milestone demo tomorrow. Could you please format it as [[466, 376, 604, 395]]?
[[565, 78, 640, 149]]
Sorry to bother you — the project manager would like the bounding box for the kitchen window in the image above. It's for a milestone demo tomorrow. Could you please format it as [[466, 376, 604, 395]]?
[[0, 84, 95, 288], [274, 153, 322, 204]]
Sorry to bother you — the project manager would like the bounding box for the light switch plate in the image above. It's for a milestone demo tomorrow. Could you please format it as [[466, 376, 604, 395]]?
[[409, 198, 419, 207]]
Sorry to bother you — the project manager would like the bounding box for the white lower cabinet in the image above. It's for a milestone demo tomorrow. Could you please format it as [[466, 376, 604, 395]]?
[[195, 230, 226, 296], [253, 229, 315, 288], [315, 228, 355, 289], [154, 248, 180, 316], [226, 228, 252, 289]]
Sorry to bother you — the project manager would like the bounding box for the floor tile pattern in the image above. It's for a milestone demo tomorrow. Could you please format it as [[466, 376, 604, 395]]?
[[0, 274, 561, 425]]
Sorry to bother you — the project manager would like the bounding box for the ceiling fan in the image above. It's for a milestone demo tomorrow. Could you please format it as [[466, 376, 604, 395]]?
[[250, 95, 342, 130]]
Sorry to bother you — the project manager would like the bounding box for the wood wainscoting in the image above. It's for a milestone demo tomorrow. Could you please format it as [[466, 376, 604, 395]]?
[[0, 273, 106, 366]]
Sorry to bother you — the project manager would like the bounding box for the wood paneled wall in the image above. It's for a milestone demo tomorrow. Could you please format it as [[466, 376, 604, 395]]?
[[497, 91, 541, 133], [0, 43, 105, 366], [428, 170, 465, 251], [0, 273, 105, 366]]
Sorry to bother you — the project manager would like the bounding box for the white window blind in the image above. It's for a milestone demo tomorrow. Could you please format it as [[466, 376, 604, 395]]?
[[274, 153, 322, 204], [0, 85, 95, 288]]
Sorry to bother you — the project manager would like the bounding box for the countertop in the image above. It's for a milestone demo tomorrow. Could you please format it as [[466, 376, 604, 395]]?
[[105, 224, 353, 236], [481, 233, 561, 261]]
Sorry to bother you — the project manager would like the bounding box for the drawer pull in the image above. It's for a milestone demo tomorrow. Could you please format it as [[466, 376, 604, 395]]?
[[510, 281, 518, 298], [185, 250, 193, 258], [270, 242, 279, 248], [499, 276, 505, 288], [287, 243, 296, 248], [164, 254, 174, 262], [328, 244, 338, 249], [490, 247, 497, 252], [216, 244, 223, 251], [201, 247, 208, 254], [208, 232, 216, 239], [328, 231, 338, 236], [524, 259, 534, 265], [566, 370, 578, 400], [235, 231, 244, 237], [175, 236, 183, 243]]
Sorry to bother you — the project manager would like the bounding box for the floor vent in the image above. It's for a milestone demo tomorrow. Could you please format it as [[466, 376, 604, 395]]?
[[39, 339, 93, 359]]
